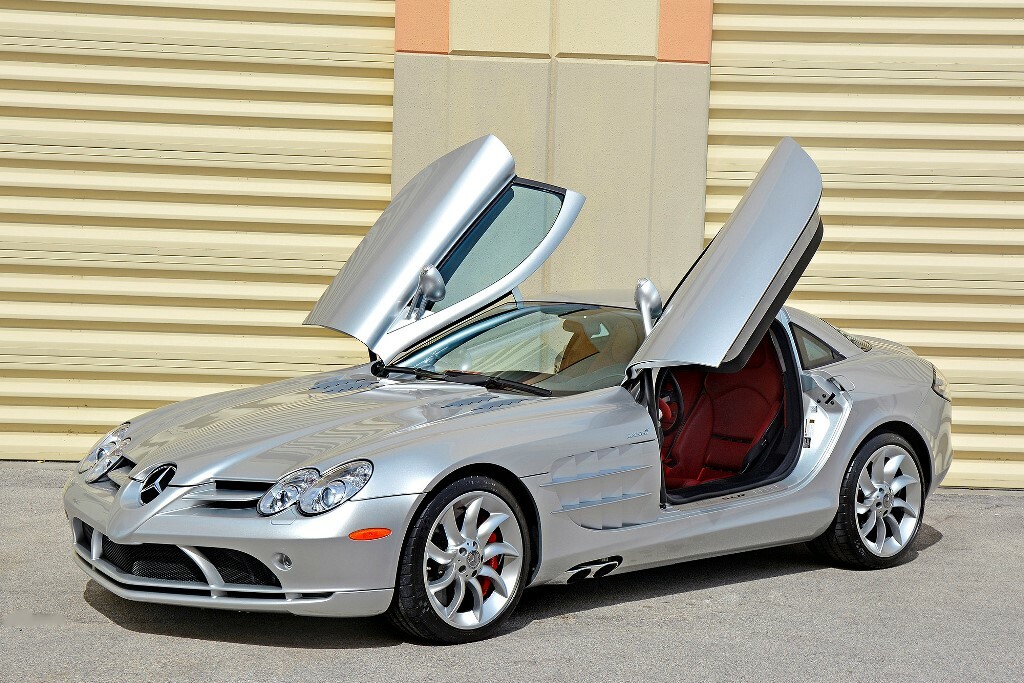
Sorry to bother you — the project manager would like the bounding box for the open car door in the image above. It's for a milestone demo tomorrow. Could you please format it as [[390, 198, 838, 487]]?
[[305, 135, 585, 363], [628, 137, 823, 375]]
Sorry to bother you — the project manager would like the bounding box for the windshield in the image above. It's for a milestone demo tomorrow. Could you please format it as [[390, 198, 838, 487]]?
[[399, 303, 644, 395]]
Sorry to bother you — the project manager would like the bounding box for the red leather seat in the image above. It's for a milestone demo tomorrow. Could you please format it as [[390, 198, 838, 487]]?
[[663, 336, 783, 489]]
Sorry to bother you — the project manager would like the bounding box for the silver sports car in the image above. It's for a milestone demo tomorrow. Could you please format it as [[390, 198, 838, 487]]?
[[64, 136, 953, 643]]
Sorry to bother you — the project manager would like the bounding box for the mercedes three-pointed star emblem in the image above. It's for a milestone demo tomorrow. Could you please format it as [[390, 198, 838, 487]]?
[[139, 464, 176, 505]]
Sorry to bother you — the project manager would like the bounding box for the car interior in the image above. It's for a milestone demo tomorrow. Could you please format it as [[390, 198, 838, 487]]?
[[655, 322, 804, 502], [549, 311, 644, 392], [403, 303, 649, 396]]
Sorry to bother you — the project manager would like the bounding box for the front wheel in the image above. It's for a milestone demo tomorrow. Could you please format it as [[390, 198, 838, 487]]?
[[388, 476, 531, 643], [810, 433, 925, 569]]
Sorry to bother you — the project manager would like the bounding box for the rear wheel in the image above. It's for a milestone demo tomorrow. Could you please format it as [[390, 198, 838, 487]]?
[[388, 476, 530, 643], [810, 433, 924, 569]]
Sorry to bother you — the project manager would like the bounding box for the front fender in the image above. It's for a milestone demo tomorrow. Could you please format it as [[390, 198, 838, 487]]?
[[349, 386, 656, 501]]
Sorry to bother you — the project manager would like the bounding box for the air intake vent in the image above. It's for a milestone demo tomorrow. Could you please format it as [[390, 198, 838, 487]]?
[[77, 521, 94, 551], [98, 537, 281, 589], [101, 537, 206, 584], [75, 523, 308, 603], [197, 547, 281, 587], [309, 377, 378, 394]]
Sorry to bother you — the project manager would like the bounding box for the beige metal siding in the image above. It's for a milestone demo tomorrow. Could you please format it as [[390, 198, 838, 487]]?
[[709, 0, 1024, 487], [1, 0, 394, 460]]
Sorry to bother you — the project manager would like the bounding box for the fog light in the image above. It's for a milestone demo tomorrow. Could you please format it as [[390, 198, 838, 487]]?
[[273, 553, 292, 571]]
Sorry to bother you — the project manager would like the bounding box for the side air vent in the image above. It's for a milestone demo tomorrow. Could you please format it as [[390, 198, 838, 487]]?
[[545, 446, 660, 529], [309, 377, 378, 394]]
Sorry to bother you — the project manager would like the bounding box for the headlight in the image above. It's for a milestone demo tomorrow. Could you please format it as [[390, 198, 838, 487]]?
[[932, 365, 952, 402], [79, 422, 131, 482], [258, 468, 321, 516], [298, 460, 373, 516]]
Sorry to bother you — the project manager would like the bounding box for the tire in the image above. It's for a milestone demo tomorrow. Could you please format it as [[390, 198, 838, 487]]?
[[387, 475, 532, 643], [810, 432, 926, 569]]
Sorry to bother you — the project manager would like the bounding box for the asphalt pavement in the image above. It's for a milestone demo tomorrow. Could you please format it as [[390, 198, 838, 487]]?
[[2, 461, 1021, 682]]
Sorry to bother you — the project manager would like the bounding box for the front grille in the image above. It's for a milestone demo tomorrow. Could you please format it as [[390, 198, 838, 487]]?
[[197, 547, 281, 587], [101, 536, 206, 584], [180, 480, 272, 509], [216, 480, 272, 493]]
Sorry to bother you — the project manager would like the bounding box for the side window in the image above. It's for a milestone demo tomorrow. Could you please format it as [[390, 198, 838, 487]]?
[[434, 182, 562, 312], [791, 324, 843, 370]]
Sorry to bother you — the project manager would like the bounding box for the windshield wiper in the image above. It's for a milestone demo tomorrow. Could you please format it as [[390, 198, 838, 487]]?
[[442, 371, 552, 397], [370, 361, 551, 397], [369, 361, 448, 381]]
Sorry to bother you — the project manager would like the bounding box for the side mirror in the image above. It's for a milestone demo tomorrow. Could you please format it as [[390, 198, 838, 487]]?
[[409, 265, 446, 321], [634, 278, 663, 336]]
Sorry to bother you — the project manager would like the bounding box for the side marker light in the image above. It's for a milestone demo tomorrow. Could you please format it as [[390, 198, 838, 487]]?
[[349, 528, 392, 541]]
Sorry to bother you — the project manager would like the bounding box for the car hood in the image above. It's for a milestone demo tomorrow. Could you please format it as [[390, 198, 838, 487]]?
[[124, 367, 542, 486]]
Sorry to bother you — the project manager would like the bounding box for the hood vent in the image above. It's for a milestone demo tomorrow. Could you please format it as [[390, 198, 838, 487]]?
[[474, 398, 527, 411], [440, 395, 498, 408], [439, 395, 527, 412], [309, 377, 378, 394]]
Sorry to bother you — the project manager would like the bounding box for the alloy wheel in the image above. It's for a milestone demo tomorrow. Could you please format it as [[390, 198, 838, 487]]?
[[422, 491, 524, 630], [855, 444, 923, 557]]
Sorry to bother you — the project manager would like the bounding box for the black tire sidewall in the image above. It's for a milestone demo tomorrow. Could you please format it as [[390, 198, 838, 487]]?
[[839, 433, 925, 569], [389, 475, 532, 644]]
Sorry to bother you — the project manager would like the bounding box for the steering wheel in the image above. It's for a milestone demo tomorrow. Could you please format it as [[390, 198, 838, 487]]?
[[655, 370, 683, 433]]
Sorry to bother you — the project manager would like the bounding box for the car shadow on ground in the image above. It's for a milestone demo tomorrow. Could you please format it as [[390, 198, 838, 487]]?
[[86, 524, 942, 648], [507, 522, 943, 634]]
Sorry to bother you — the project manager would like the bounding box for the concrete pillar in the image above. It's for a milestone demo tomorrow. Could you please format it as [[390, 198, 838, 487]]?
[[393, 0, 712, 297]]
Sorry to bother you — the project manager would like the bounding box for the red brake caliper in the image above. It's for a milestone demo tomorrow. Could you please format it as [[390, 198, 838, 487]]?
[[478, 532, 500, 597]]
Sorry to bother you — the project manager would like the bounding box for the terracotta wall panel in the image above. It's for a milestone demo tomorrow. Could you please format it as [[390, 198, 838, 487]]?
[[393, 0, 711, 295], [658, 0, 713, 64], [395, 0, 449, 54]]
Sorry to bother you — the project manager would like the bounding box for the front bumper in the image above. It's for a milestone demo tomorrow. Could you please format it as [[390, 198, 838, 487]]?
[[74, 553, 394, 616], [64, 474, 421, 617]]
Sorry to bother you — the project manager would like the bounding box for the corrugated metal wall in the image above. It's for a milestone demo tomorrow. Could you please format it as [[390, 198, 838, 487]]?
[[708, 0, 1024, 487], [1, 0, 394, 460]]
